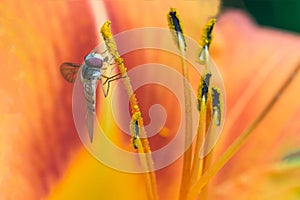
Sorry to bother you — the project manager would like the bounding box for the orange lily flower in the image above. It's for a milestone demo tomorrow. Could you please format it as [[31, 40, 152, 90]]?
[[1, 1, 300, 200]]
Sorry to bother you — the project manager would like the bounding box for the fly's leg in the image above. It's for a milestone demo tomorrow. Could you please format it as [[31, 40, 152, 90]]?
[[100, 73, 126, 97]]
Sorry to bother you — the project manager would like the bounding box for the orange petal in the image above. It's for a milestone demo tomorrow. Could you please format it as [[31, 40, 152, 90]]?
[[211, 10, 300, 188], [210, 162, 300, 200], [0, 1, 98, 199]]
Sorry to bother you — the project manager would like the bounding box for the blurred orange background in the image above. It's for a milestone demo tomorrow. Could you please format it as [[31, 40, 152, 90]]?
[[1, 1, 300, 200]]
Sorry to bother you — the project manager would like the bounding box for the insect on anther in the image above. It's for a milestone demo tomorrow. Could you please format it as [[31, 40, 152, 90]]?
[[60, 50, 125, 142]]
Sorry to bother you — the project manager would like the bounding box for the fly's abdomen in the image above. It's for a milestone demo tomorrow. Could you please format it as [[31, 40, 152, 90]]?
[[83, 81, 97, 142], [81, 65, 99, 142], [81, 64, 100, 114], [84, 82, 96, 113]]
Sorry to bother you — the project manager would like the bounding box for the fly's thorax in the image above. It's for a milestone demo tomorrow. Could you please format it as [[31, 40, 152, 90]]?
[[81, 64, 102, 81]]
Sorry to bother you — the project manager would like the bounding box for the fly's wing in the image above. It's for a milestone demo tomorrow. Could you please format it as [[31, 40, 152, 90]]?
[[60, 62, 81, 83], [83, 81, 97, 142]]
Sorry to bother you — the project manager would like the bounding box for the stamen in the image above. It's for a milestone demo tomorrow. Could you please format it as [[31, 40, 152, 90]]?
[[198, 86, 222, 199], [187, 63, 300, 199], [188, 18, 219, 199], [168, 8, 193, 200], [100, 21, 158, 200], [189, 71, 212, 188]]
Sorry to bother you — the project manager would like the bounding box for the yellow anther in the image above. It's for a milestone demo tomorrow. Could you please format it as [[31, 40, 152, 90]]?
[[198, 18, 216, 65], [197, 70, 212, 110], [100, 20, 113, 40], [100, 21, 120, 59], [199, 18, 216, 49], [167, 8, 179, 32], [211, 86, 223, 126], [167, 7, 186, 51]]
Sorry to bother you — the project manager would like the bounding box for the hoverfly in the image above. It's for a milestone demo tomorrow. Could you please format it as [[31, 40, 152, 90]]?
[[60, 50, 123, 142]]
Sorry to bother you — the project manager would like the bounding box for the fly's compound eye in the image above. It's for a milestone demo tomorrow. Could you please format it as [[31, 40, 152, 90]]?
[[84, 52, 104, 69]]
